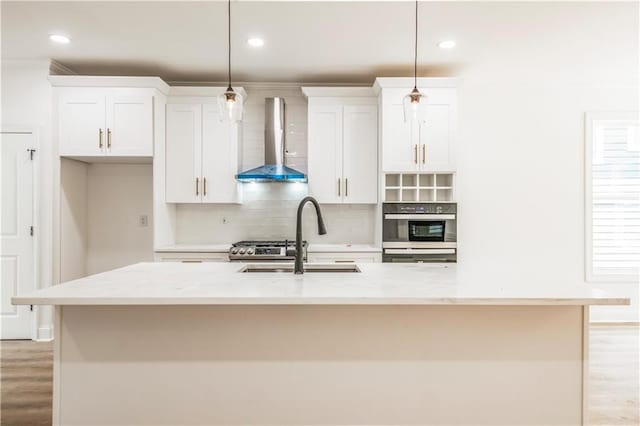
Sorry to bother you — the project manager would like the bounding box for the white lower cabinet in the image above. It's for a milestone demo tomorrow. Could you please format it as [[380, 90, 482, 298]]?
[[154, 252, 229, 263], [304, 90, 378, 204], [307, 252, 382, 263], [165, 101, 240, 203]]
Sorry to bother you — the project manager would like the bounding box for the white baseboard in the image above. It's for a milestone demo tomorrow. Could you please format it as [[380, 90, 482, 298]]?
[[36, 325, 54, 341]]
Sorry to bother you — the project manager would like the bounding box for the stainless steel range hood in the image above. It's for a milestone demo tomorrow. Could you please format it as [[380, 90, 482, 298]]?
[[236, 97, 307, 182]]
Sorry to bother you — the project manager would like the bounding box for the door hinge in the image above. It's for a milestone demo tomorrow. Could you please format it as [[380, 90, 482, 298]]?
[[27, 148, 36, 160], [30, 226, 34, 236]]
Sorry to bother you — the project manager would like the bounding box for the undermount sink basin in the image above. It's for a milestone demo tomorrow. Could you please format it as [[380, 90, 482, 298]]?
[[238, 263, 361, 273]]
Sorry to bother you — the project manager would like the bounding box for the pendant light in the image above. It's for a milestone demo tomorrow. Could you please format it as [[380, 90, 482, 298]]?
[[218, 0, 243, 122], [403, 0, 427, 124]]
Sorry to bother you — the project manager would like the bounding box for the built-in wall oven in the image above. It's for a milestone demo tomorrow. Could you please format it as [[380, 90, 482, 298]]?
[[382, 203, 457, 262]]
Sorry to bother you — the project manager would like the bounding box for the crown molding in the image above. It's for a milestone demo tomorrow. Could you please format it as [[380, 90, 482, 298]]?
[[49, 60, 78, 76]]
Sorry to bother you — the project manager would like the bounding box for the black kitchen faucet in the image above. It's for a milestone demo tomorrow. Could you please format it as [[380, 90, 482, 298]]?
[[294, 196, 326, 274]]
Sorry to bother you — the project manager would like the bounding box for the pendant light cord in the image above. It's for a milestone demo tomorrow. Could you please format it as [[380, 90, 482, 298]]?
[[414, 0, 418, 89], [227, 0, 232, 90]]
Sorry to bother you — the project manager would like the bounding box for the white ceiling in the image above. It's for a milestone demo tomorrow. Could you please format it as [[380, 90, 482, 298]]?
[[1, 1, 637, 84]]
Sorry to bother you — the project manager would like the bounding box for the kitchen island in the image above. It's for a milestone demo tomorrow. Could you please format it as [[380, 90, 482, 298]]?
[[14, 262, 629, 426]]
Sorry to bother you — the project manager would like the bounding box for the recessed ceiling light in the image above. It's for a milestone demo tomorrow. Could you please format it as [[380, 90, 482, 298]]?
[[49, 34, 70, 44], [247, 37, 264, 48], [438, 40, 456, 49]]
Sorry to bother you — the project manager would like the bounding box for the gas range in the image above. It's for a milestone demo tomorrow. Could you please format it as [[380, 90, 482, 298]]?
[[229, 240, 307, 262]]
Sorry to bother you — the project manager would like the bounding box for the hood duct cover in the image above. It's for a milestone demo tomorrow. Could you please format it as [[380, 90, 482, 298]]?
[[236, 97, 307, 182]]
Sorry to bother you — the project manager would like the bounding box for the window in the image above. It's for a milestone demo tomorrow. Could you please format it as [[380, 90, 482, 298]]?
[[586, 112, 640, 282]]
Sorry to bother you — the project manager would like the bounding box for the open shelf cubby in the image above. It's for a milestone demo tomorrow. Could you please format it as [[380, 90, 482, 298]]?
[[384, 172, 455, 202]]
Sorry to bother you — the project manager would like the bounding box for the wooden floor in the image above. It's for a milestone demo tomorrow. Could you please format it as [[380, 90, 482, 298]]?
[[0, 325, 638, 426]]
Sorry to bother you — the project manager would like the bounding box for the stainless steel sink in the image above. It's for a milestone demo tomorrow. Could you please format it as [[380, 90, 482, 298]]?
[[238, 263, 361, 273]]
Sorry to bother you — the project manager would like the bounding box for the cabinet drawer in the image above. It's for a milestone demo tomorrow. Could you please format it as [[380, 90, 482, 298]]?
[[307, 253, 382, 263], [154, 252, 229, 263]]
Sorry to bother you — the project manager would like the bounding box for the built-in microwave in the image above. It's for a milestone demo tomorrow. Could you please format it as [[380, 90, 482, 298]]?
[[382, 203, 457, 263]]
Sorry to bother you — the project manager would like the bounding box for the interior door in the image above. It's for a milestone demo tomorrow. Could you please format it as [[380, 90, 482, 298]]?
[[166, 103, 202, 203], [308, 105, 343, 203], [106, 93, 153, 156], [343, 105, 378, 203], [420, 104, 452, 171], [1, 132, 35, 339], [59, 91, 106, 156], [381, 101, 419, 172], [201, 104, 239, 203]]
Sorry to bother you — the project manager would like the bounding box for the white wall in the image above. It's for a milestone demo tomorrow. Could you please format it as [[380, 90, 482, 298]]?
[[453, 2, 638, 322], [1, 60, 55, 339], [86, 163, 153, 274], [60, 158, 87, 282], [175, 85, 377, 245]]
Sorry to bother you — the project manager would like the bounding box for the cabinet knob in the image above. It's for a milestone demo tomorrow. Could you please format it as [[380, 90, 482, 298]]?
[[107, 128, 112, 149], [203, 177, 207, 197], [98, 128, 103, 149], [422, 144, 426, 164], [196, 177, 199, 196], [414, 144, 418, 164], [337, 178, 341, 197]]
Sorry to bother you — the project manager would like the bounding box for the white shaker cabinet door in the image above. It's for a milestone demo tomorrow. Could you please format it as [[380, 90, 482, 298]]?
[[308, 105, 344, 204], [165, 103, 202, 203], [59, 92, 106, 156], [420, 104, 454, 172], [201, 104, 240, 203], [106, 94, 153, 156], [381, 102, 419, 172], [342, 105, 378, 203]]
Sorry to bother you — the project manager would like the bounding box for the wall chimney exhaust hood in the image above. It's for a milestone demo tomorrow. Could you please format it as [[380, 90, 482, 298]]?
[[236, 97, 307, 182]]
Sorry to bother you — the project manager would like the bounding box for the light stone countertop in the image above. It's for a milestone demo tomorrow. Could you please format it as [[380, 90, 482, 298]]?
[[155, 244, 381, 253], [13, 262, 629, 306]]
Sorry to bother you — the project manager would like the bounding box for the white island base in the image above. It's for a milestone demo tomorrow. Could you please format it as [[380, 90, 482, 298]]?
[[54, 304, 588, 425]]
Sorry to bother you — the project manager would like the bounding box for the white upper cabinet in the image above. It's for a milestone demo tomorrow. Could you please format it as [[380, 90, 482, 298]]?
[[165, 101, 240, 204], [304, 88, 378, 204], [59, 91, 107, 156], [106, 94, 153, 156], [58, 88, 153, 157], [166, 103, 202, 203], [307, 105, 343, 204], [375, 78, 458, 173], [201, 103, 240, 203], [342, 105, 378, 203]]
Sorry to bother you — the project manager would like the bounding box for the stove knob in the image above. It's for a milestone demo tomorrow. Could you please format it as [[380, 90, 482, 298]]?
[[239, 248, 246, 254], [231, 248, 239, 255], [247, 248, 255, 255]]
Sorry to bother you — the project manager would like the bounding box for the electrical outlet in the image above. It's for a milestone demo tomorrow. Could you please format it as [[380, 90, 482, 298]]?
[[139, 215, 149, 227]]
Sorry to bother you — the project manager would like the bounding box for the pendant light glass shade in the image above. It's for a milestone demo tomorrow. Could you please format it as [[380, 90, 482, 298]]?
[[403, 0, 427, 124], [403, 86, 427, 124], [219, 0, 243, 122], [218, 86, 243, 122]]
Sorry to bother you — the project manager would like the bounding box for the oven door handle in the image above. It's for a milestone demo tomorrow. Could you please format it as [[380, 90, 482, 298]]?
[[384, 214, 455, 220], [384, 248, 456, 255]]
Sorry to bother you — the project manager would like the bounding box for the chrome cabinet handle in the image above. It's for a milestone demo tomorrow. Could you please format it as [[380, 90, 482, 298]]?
[[338, 178, 341, 196], [203, 178, 207, 196], [196, 177, 199, 196], [98, 128, 103, 148], [422, 144, 426, 164], [107, 128, 112, 149], [414, 144, 418, 164], [345, 178, 348, 197]]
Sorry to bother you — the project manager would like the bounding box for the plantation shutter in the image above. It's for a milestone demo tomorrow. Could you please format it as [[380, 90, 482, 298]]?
[[589, 115, 640, 280]]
